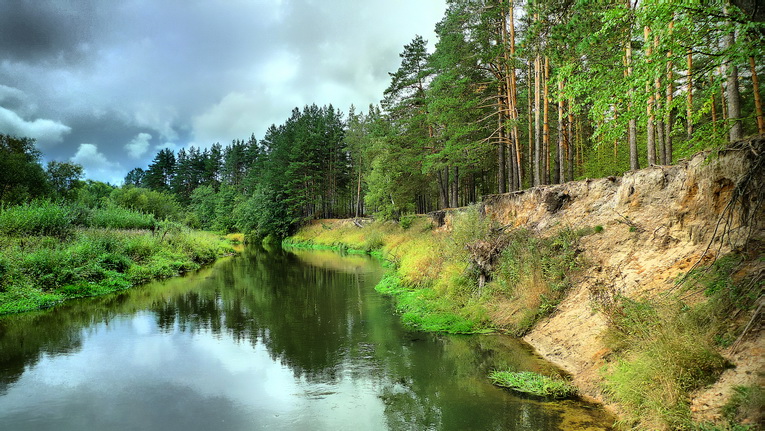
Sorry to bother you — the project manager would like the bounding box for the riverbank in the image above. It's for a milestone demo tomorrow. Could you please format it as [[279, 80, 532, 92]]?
[[0, 201, 236, 315], [286, 138, 764, 430]]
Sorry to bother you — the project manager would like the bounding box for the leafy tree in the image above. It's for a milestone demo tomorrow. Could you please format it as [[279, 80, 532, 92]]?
[[46, 161, 84, 200], [144, 148, 176, 193], [0, 134, 49, 203], [124, 168, 146, 187]]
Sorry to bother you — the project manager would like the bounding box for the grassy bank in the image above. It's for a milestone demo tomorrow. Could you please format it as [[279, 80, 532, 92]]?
[[0, 201, 235, 315], [286, 207, 590, 335], [592, 251, 763, 430], [287, 212, 762, 430]]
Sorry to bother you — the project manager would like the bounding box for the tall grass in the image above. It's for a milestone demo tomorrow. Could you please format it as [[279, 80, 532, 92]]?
[[0, 201, 234, 315], [88, 206, 156, 229], [286, 210, 588, 335], [0, 200, 75, 237], [600, 253, 762, 430], [489, 370, 577, 399]]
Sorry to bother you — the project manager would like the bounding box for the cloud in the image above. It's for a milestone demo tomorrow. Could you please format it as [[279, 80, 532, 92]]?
[[192, 92, 287, 146], [0, 0, 447, 181], [0, 106, 71, 147], [71, 143, 123, 184], [124, 133, 153, 159]]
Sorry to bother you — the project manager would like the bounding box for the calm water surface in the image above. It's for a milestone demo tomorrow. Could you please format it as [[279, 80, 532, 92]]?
[[0, 246, 613, 430]]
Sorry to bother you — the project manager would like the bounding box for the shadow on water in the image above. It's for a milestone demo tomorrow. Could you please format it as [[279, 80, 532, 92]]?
[[0, 245, 614, 430]]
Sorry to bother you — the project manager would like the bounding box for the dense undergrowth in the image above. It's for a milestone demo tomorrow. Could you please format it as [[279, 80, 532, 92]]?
[[0, 201, 235, 315], [286, 206, 589, 335]]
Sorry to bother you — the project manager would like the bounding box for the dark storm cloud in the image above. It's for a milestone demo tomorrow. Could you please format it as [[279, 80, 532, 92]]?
[[0, 0, 102, 65], [0, 0, 446, 183]]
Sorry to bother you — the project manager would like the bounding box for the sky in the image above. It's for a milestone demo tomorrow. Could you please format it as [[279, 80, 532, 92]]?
[[0, 0, 447, 184]]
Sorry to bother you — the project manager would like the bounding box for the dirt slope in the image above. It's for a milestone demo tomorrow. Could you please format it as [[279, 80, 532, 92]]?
[[479, 137, 764, 418]]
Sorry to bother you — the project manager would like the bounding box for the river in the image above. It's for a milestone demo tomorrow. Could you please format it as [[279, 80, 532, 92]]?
[[0, 246, 613, 430]]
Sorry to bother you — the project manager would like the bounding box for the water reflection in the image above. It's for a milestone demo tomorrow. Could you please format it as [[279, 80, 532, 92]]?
[[0, 246, 613, 430]]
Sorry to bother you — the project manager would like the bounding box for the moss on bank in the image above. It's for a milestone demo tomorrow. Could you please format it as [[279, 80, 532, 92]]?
[[0, 202, 235, 315]]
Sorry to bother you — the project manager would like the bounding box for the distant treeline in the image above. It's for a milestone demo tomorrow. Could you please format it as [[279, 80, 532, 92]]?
[[3, 1, 763, 239]]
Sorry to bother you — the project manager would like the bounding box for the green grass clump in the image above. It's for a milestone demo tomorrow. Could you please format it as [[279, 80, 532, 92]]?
[[374, 272, 491, 334], [488, 371, 577, 399]]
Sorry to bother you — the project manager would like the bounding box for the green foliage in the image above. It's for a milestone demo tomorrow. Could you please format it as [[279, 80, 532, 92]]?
[[45, 160, 84, 199], [721, 385, 763, 427], [88, 206, 156, 230], [488, 371, 577, 399], [374, 272, 489, 334], [0, 200, 75, 237], [0, 134, 49, 204], [0, 228, 231, 314], [110, 186, 181, 221]]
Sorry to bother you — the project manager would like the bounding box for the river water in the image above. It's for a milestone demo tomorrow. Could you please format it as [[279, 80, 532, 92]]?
[[0, 246, 613, 430]]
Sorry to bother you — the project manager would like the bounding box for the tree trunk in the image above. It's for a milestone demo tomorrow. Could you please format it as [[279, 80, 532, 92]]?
[[498, 102, 507, 193], [725, 24, 743, 142], [645, 26, 656, 166], [654, 34, 665, 165], [686, 50, 693, 138], [534, 53, 542, 186], [508, 0, 522, 189], [664, 20, 674, 165], [557, 79, 565, 184], [451, 166, 459, 208], [751, 56, 764, 134], [528, 60, 534, 186], [711, 74, 719, 136], [543, 56, 550, 184], [625, 1, 639, 170], [567, 101, 575, 181]]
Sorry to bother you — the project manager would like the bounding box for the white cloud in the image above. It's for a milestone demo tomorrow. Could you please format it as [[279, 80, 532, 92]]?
[[124, 132, 152, 159], [192, 91, 289, 146], [0, 106, 71, 148], [71, 143, 123, 184]]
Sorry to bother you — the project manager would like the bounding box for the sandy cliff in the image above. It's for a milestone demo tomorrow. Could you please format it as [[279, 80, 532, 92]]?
[[479, 136, 764, 420]]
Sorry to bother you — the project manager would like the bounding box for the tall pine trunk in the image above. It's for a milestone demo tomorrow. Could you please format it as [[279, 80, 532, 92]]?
[[686, 50, 693, 138], [664, 20, 674, 164], [543, 56, 550, 184], [724, 18, 742, 142], [534, 53, 542, 186], [750, 56, 764, 134], [645, 26, 656, 166], [625, 1, 639, 170], [556, 79, 564, 184]]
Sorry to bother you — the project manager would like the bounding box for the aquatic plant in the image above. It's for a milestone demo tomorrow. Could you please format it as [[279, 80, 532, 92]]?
[[488, 371, 577, 399]]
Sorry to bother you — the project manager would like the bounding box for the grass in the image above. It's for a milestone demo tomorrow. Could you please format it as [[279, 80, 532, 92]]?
[[488, 371, 577, 399], [598, 252, 762, 430], [0, 201, 235, 315], [287, 209, 589, 335]]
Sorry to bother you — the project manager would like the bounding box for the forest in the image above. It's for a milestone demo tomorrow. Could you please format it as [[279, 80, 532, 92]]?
[[3, 0, 764, 239]]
